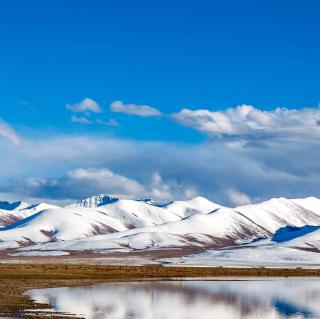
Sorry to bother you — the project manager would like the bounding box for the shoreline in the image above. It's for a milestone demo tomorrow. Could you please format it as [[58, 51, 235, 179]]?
[[1, 263, 320, 318], [1, 248, 320, 269]]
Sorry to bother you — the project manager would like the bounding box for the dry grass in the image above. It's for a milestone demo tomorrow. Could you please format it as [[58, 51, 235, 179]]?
[[1, 264, 320, 318]]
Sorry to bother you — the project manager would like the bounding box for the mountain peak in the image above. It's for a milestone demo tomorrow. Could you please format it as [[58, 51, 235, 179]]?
[[68, 194, 119, 208]]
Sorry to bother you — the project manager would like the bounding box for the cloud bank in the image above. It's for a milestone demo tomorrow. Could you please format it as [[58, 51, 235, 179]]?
[[172, 105, 320, 140], [1, 130, 320, 206], [3, 167, 198, 203]]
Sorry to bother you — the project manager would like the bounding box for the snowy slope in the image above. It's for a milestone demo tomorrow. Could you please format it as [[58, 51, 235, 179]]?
[[0, 202, 58, 226], [0, 207, 129, 247], [168, 245, 320, 267], [168, 225, 320, 267], [292, 196, 320, 214], [94, 199, 181, 227], [235, 197, 320, 235], [163, 196, 221, 218]]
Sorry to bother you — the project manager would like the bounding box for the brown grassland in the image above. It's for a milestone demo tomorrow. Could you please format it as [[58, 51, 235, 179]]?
[[1, 264, 320, 318]]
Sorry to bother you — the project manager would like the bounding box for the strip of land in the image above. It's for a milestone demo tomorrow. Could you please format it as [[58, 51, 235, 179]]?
[[1, 264, 320, 318]]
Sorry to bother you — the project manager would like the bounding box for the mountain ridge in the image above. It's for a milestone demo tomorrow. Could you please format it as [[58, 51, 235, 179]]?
[[1, 194, 320, 265]]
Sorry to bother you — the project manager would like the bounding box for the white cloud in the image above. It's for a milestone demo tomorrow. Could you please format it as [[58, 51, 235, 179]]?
[[66, 98, 102, 113], [0, 118, 21, 146], [172, 105, 320, 140], [110, 100, 162, 117], [96, 118, 120, 127], [70, 115, 92, 125], [148, 172, 199, 202], [226, 188, 251, 206], [66, 167, 144, 198]]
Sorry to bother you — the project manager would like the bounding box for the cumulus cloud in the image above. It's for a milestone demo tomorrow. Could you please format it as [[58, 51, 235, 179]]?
[[71, 115, 92, 125], [0, 118, 21, 146], [66, 98, 102, 113], [172, 105, 320, 140], [110, 100, 162, 117]]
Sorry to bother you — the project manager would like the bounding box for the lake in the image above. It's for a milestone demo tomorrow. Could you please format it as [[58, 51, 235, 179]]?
[[26, 278, 320, 318]]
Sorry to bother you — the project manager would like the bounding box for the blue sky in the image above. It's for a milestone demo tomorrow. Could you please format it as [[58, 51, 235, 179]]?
[[1, 0, 320, 205]]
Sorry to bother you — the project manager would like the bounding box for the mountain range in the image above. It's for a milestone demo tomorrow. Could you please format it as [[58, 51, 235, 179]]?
[[1, 194, 320, 266]]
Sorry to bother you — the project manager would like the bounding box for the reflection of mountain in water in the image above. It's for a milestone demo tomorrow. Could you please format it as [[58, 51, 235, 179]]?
[[27, 279, 320, 319]]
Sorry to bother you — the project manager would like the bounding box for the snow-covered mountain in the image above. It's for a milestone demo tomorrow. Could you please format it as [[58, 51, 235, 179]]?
[[1, 194, 320, 265], [0, 202, 58, 227]]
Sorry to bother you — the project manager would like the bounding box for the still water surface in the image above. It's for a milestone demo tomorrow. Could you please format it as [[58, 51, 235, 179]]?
[[26, 278, 320, 319]]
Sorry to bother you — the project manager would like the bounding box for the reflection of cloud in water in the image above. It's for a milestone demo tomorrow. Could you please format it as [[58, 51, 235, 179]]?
[[26, 279, 320, 319]]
